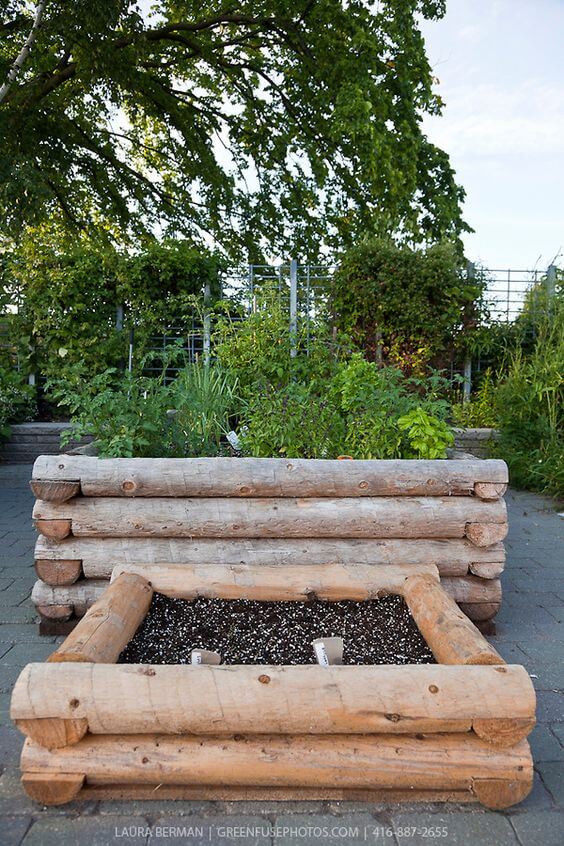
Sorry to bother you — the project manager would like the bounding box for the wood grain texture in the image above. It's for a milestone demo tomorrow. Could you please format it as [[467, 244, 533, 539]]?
[[403, 575, 503, 665], [32, 496, 507, 539], [21, 772, 84, 806], [35, 559, 82, 586], [109, 561, 440, 601], [33, 518, 72, 540], [20, 734, 532, 800], [11, 663, 535, 744], [46, 573, 153, 664], [15, 717, 88, 750], [30, 480, 80, 503], [32, 455, 509, 498], [34, 535, 506, 578]]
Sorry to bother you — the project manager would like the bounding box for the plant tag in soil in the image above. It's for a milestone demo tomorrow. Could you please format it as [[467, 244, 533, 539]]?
[[191, 649, 221, 665], [312, 637, 343, 666]]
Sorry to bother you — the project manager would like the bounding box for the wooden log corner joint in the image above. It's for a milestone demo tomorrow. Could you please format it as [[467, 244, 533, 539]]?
[[12, 567, 536, 809]]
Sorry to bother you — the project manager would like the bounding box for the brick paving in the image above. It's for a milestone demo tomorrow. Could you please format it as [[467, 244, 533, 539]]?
[[0, 463, 562, 846]]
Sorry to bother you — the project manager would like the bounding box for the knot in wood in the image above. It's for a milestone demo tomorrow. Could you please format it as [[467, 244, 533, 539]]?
[[239, 486, 251, 495], [58, 464, 65, 470], [494, 667, 507, 673], [358, 480, 369, 490], [385, 713, 401, 722], [69, 698, 80, 710], [140, 667, 156, 676], [428, 685, 439, 694], [258, 674, 271, 685], [122, 479, 137, 493]]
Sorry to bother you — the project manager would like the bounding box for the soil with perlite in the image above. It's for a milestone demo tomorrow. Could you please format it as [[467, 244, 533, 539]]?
[[119, 592, 435, 665]]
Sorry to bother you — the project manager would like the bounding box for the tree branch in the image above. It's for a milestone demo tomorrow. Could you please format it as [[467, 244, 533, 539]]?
[[0, 0, 47, 104]]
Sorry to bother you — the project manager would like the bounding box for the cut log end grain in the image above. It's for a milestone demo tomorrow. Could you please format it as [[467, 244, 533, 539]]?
[[33, 519, 72, 540], [36, 605, 73, 622], [21, 772, 85, 806], [466, 522, 508, 548], [15, 718, 88, 750], [30, 480, 80, 503], [473, 776, 533, 810], [473, 717, 537, 748], [35, 559, 82, 586], [458, 602, 501, 622], [469, 562, 504, 579], [473, 482, 508, 501]]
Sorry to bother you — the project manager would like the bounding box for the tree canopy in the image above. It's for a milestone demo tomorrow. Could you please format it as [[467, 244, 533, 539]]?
[[0, 0, 468, 258]]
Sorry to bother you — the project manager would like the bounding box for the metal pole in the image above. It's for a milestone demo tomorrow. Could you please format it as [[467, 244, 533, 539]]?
[[203, 282, 211, 367], [463, 262, 475, 403], [546, 264, 557, 301], [289, 258, 298, 358]]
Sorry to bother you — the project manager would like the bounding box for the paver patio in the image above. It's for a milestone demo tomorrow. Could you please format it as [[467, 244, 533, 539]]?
[[0, 463, 562, 846]]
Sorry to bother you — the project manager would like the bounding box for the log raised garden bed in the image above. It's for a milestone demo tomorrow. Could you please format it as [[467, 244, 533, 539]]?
[[11, 565, 535, 809], [30, 456, 509, 632]]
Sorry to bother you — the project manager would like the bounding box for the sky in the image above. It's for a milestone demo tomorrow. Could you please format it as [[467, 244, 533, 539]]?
[[420, 0, 564, 270]]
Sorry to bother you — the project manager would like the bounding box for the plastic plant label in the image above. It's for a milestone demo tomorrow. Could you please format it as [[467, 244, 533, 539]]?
[[190, 649, 221, 665], [312, 637, 344, 666]]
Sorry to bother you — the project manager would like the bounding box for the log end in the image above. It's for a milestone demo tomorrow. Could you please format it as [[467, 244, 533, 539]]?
[[468, 561, 504, 579], [465, 523, 508, 548], [34, 519, 72, 540], [30, 480, 80, 504], [15, 717, 88, 749], [35, 559, 83, 586], [474, 482, 508, 501], [473, 772, 533, 809], [473, 717, 536, 747], [21, 771, 85, 806], [36, 604, 73, 622], [458, 601, 501, 622]]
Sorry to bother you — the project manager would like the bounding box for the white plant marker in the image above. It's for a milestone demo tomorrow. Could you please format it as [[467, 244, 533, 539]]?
[[312, 637, 344, 666], [190, 649, 221, 665]]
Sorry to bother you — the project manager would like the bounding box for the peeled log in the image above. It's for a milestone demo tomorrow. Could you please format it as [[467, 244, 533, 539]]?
[[110, 561, 440, 601], [403, 575, 503, 665], [11, 663, 535, 746], [32, 496, 508, 540], [35, 559, 82, 586], [32, 455, 509, 498], [20, 733, 532, 805], [47, 573, 153, 664], [34, 535, 505, 578]]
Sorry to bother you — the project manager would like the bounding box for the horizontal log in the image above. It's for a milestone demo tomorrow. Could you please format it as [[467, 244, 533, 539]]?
[[32, 496, 507, 540], [35, 559, 82, 586], [34, 535, 506, 579], [469, 562, 504, 579], [11, 663, 535, 746], [110, 562, 440, 601], [31, 564, 501, 613], [473, 482, 507, 501], [20, 733, 533, 808], [47, 573, 153, 666], [403, 575, 503, 665], [32, 456, 509, 499], [30, 480, 80, 503], [441, 576, 502, 605], [67, 783, 519, 805]]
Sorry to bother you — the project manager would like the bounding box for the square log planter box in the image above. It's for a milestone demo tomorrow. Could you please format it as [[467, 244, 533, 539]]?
[[11, 564, 535, 809], [30, 456, 509, 633]]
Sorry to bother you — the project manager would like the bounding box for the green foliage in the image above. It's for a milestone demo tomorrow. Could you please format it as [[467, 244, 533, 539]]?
[[332, 239, 483, 371], [397, 407, 454, 459], [0, 366, 36, 440], [493, 301, 563, 497], [240, 382, 345, 459], [1, 227, 222, 384], [451, 369, 499, 428], [47, 362, 237, 458], [0, 1, 467, 256]]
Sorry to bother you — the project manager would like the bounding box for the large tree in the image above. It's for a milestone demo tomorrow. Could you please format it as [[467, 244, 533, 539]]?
[[0, 0, 468, 258]]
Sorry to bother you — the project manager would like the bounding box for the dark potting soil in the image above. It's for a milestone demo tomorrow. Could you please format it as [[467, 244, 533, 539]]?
[[118, 592, 436, 665]]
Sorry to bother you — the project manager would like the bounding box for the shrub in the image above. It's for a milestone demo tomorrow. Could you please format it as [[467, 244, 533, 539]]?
[[0, 367, 36, 441], [332, 238, 484, 373]]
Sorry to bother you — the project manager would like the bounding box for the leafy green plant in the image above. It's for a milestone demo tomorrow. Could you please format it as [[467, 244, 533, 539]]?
[[0, 367, 36, 441], [451, 369, 499, 428], [493, 302, 563, 496], [397, 408, 454, 459]]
